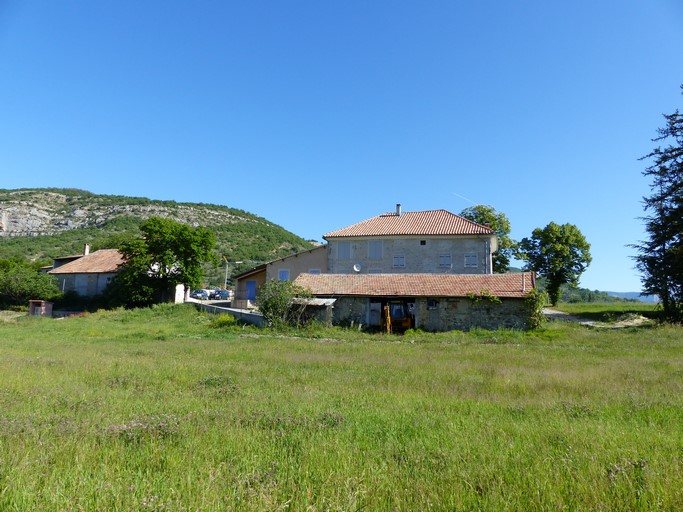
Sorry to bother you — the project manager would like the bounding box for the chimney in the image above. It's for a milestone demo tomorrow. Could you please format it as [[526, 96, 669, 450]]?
[[396, 203, 402, 216], [84, 244, 90, 256]]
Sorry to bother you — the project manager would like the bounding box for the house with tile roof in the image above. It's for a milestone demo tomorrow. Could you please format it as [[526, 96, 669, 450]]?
[[237, 205, 535, 331], [294, 272, 535, 331], [48, 248, 124, 297], [323, 204, 498, 275]]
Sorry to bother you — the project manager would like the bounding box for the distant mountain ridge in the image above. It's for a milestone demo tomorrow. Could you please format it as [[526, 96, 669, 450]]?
[[606, 291, 659, 303], [0, 188, 314, 269]]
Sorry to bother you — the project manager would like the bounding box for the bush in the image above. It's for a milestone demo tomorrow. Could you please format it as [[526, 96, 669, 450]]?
[[208, 314, 240, 328], [256, 279, 313, 328], [524, 288, 548, 329]]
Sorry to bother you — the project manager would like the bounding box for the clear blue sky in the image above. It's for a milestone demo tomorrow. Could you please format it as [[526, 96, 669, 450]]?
[[1, 1, 682, 292]]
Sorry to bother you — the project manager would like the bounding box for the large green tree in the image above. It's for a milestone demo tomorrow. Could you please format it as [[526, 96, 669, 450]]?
[[0, 259, 62, 307], [518, 222, 592, 305], [108, 217, 216, 307], [633, 86, 683, 322], [460, 205, 517, 273]]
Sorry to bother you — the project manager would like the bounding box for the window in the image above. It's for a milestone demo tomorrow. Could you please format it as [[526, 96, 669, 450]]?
[[393, 255, 405, 268], [464, 253, 478, 268], [439, 254, 452, 268], [308, 268, 321, 274], [338, 241, 351, 260], [428, 299, 438, 310], [368, 240, 383, 260], [278, 269, 290, 281], [391, 303, 405, 319], [420, 240, 426, 246]]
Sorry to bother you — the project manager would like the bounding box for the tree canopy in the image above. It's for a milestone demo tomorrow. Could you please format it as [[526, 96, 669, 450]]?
[[0, 259, 62, 307], [459, 205, 517, 273], [633, 85, 683, 322], [518, 222, 591, 305], [107, 217, 217, 307]]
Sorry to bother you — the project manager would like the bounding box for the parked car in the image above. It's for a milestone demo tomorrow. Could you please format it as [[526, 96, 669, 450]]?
[[210, 289, 231, 300], [190, 289, 209, 300]]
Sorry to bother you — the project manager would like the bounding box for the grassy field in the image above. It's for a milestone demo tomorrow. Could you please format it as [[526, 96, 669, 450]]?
[[553, 301, 660, 323], [0, 304, 681, 511]]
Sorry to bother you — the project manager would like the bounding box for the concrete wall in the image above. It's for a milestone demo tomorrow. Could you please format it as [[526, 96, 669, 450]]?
[[329, 296, 529, 331], [327, 236, 495, 275], [194, 303, 266, 327], [266, 246, 328, 281]]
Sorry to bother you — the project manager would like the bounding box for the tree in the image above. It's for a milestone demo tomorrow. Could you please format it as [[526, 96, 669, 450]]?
[[518, 222, 591, 305], [0, 259, 62, 307], [633, 86, 683, 322], [460, 205, 517, 273], [257, 278, 312, 328], [108, 217, 216, 307]]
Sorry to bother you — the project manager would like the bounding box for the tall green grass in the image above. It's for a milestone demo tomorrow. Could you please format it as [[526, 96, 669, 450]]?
[[0, 304, 681, 510]]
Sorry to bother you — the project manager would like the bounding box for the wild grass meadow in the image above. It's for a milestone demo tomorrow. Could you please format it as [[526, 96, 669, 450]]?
[[0, 304, 681, 510]]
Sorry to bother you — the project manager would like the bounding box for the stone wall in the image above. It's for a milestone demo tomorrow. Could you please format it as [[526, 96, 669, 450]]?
[[329, 295, 530, 331], [328, 236, 494, 275], [415, 297, 529, 331]]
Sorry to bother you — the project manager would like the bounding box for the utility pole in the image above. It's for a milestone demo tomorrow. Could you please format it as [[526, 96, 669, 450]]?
[[223, 257, 243, 289]]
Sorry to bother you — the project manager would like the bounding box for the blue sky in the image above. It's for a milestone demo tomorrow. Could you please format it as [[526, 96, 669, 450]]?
[[1, 1, 682, 292]]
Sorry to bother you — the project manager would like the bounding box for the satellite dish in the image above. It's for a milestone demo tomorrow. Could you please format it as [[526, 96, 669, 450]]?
[[353, 263, 362, 272]]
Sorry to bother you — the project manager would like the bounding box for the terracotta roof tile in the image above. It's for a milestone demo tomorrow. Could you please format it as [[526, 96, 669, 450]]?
[[294, 272, 535, 298], [48, 249, 124, 274], [323, 209, 493, 238]]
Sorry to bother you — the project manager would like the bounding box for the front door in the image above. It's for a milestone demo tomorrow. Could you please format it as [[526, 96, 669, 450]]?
[[245, 280, 257, 301]]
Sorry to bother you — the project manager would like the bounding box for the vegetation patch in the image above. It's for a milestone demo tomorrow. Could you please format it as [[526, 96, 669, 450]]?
[[0, 304, 681, 510]]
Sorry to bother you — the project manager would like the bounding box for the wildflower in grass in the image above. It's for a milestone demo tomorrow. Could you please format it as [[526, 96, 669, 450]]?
[[106, 414, 181, 443]]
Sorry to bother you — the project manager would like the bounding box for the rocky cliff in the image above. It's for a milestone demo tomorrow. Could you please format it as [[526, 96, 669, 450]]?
[[0, 189, 259, 235], [0, 188, 313, 265]]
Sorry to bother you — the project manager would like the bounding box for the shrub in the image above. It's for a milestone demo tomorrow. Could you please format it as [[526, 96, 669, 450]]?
[[256, 279, 313, 328], [524, 288, 548, 329]]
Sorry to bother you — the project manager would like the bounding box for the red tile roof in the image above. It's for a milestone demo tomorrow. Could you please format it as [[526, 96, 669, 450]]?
[[48, 249, 125, 274], [294, 272, 535, 298], [323, 209, 493, 238]]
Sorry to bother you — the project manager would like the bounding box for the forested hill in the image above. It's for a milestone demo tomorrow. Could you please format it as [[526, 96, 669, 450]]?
[[0, 188, 314, 266]]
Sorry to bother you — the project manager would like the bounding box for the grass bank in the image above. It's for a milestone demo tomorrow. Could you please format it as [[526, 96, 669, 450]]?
[[0, 304, 681, 510]]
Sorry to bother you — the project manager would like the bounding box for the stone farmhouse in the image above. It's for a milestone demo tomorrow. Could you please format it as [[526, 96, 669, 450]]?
[[48, 245, 124, 297], [234, 205, 536, 331]]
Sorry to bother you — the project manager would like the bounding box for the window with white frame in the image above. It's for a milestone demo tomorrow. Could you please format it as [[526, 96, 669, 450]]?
[[278, 269, 290, 281], [464, 253, 478, 268], [337, 241, 351, 260], [368, 240, 383, 260], [393, 255, 405, 268], [438, 254, 452, 268]]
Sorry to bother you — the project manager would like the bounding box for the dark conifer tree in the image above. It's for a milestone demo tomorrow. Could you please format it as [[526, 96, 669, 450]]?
[[634, 86, 683, 321]]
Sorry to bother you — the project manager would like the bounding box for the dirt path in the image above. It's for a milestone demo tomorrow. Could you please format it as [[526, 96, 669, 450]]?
[[542, 308, 596, 326], [543, 308, 652, 329]]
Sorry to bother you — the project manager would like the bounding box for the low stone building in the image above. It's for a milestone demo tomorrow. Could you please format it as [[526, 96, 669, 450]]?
[[48, 248, 124, 297], [294, 272, 536, 331]]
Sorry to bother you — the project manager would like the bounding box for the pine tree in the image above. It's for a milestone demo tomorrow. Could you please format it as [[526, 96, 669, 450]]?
[[634, 86, 683, 321]]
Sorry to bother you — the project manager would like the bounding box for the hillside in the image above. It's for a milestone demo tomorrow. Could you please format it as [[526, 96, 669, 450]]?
[[0, 188, 314, 277]]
